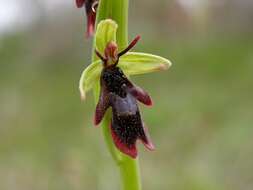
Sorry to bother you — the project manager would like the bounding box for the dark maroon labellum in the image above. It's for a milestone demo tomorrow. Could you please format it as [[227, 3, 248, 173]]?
[[94, 36, 155, 158]]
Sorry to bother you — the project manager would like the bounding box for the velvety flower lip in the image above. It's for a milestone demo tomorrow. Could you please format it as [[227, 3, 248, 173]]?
[[94, 36, 155, 158], [109, 93, 155, 158], [75, 0, 98, 37]]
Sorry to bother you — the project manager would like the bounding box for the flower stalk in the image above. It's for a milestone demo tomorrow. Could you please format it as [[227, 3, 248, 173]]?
[[78, 0, 171, 189], [93, 0, 142, 189]]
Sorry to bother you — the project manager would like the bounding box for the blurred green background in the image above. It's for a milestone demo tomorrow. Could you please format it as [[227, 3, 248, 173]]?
[[0, 0, 253, 190]]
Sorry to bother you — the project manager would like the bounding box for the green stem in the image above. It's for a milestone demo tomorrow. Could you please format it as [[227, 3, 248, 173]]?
[[119, 156, 142, 190], [92, 0, 142, 189]]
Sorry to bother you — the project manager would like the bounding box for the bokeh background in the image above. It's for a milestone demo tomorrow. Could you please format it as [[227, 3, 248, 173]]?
[[1, 0, 253, 189]]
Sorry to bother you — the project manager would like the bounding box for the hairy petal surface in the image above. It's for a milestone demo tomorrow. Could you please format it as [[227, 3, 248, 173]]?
[[110, 93, 154, 158], [110, 123, 137, 158], [119, 52, 172, 75]]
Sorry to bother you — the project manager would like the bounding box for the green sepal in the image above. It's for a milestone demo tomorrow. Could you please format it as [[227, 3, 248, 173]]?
[[119, 52, 172, 75], [79, 60, 102, 100], [95, 19, 118, 54]]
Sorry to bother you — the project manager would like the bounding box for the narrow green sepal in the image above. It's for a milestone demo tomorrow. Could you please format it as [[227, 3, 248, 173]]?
[[118, 52, 172, 75], [79, 60, 102, 100], [95, 19, 118, 53]]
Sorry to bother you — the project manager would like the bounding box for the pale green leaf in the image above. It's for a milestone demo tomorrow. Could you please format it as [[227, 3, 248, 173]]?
[[79, 60, 102, 100], [118, 52, 172, 75], [95, 19, 118, 53]]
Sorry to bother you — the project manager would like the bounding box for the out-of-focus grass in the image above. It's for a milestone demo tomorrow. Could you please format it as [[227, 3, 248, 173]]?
[[0, 29, 253, 190]]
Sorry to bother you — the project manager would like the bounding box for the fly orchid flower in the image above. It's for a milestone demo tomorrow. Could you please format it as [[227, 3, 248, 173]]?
[[94, 36, 155, 158], [75, 0, 99, 37], [79, 19, 172, 158]]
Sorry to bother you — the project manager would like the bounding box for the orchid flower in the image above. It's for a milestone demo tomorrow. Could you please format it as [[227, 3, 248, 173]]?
[[79, 19, 172, 158]]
